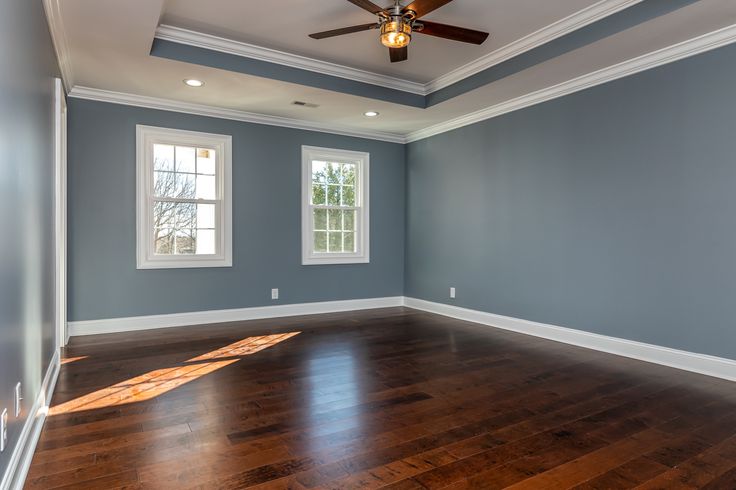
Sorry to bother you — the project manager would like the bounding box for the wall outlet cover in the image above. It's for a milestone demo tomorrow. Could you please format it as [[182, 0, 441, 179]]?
[[0, 408, 7, 452], [271, 288, 279, 300], [450, 287, 456, 299], [14, 382, 22, 417]]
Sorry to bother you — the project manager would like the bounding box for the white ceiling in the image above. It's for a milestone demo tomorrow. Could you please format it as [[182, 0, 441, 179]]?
[[160, 0, 599, 83], [54, 0, 736, 139]]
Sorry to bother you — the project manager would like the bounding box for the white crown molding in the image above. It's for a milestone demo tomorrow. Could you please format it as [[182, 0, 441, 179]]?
[[424, 0, 643, 93], [156, 1, 641, 97], [42, 0, 74, 92], [0, 350, 60, 490], [406, 23, 736, 143], [68, 86, 407, 144], [404, 298, 736, 382], [67, 297, 404, 336], [155, 25, 427, 96]]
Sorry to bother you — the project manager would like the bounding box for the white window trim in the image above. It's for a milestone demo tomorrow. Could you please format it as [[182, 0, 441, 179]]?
[[302, 145, 370, 265], [136, 125, 232, 269]]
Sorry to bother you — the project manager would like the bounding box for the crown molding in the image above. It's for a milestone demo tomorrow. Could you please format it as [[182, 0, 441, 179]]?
[[406, 23, 736, 143], [42, 0, 74, 92], [67, 86, 407, 144], [155, 25, 427, 96], [156, 0, 641, 98], [424, 0, 643, 93]]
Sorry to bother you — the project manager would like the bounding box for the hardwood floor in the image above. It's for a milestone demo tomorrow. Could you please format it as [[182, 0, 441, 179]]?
[[25, 307, 736, 489]]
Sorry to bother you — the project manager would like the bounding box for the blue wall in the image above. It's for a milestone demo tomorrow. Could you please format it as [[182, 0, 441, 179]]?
[[0, 0, 59, 481], [67, 99, 405, 321], [406, 44, 736, 360]]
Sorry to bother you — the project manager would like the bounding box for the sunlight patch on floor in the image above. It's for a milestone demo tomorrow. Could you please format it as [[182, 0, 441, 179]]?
[[50, 332, 301, 415]]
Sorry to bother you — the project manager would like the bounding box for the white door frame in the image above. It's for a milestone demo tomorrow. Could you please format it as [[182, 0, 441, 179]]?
[[54, 78, 68, 349]]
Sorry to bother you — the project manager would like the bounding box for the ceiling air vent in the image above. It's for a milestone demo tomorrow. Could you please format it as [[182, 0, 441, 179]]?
[[292, 100, 319, 108]]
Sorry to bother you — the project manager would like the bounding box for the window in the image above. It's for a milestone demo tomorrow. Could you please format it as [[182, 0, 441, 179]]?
[[136, 125, 232, 269], [302, 146, 369, 265]]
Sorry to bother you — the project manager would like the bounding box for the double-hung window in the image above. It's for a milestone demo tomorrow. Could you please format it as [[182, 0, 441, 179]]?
[[302, 146, 369, 265], [136, 125, 232, 269]]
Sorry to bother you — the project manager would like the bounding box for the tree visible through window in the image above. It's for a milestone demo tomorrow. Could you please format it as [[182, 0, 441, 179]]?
[[136, 126, 231, 269], [302, 146, 369, 265]]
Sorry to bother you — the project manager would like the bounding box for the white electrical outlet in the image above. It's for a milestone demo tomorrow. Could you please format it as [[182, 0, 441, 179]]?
[[14, 383, 21, 417], [1, 408, 7, 452], [271, 288, 279, 300], [450, 287, 456, 299]]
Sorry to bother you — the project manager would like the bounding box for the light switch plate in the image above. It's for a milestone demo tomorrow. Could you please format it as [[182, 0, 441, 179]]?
[[14, 382, 22, 417]]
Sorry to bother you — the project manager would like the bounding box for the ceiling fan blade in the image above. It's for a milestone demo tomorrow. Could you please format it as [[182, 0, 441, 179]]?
[[416, 20, 489, 44], [389, 46, 408, 63], [309, 23, 379, 39], [346, 0, 385, 15], [402, 0, 454, 18]]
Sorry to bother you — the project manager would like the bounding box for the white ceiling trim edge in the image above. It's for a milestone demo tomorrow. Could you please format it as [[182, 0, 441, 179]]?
[[424, 0, 643, 93], [67, 86, 407, 144], [155, 25, 427, 95], [154, 0, 640, 97], [42, 0, 74, 92], [406, 23, 736, 143]]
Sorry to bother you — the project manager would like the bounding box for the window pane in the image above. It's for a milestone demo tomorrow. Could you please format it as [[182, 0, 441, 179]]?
[[196, 175, 216, 200], [153, 144, 174, 171], [328, 232, 342, 252], [176, 173, 196, 199], [154, 171, 176, 198], [153, 200, 176, 228], [155, 228, 174, 254], [326, 163, 341, 184], [312, 184, 326, 205], [196, 229, 215, 255], [176, 146, 196, 173], [175, 203, 196, 229], [175, 230, 196, 254], [197, 203, 216, 229], [344, 209, 355, 231], [342, 185, 355, 206], [328, 209, 342, 231], [313, 209, 327, 230], [312, 161, 327, 183], [197, 148, 216, 175], [314, 231, 327, 252], [342, 164, 356, 185], [327, 185, 340, 205], [344, 232, 355, 252]]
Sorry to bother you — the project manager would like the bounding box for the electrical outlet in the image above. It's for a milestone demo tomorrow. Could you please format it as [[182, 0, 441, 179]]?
[[14, 383, 21, 417], [1, 408, 7, 452], [271, 288, 279, 300], [450, 287, 456, 299]]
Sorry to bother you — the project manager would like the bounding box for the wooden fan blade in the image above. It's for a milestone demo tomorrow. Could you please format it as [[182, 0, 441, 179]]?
[[389, 46, 408, 62], [346, 0, 385, 15], [309, 23, 379, 39], [417, 20, 489, 44], [402, 0, 454, 18]]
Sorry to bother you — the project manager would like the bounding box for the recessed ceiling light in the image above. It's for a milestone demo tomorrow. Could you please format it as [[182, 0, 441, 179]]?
[[364, 111, 379, 117], [183, 79, 204, 87]]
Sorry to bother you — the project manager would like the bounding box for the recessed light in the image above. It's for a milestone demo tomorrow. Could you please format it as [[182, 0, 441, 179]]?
[[364, 111, 379, 117], [183, 79, 204, 87]]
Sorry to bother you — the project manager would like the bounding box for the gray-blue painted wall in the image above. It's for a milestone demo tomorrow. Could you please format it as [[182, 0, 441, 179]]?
[[0, 0, 59, 480], [406, 43, 736, 360], [67, 99, 405, 321]]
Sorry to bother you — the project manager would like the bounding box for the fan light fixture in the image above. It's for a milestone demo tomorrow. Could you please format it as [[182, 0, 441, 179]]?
[[183, 79, 204, 87], [380, 19, 411, 48], [364, 111, 379, 117]]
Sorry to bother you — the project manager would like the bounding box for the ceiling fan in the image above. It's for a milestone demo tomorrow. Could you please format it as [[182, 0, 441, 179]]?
[[308, 0, 489, 63]]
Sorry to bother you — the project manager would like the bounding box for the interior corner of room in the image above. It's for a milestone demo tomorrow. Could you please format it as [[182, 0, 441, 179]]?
[[3, 0, 736, 488]]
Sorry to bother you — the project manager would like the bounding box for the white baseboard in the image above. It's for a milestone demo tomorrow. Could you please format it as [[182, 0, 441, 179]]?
[[67, 296, 405, 336], [1, 350, 60, 490], [404, 297, 736, 382]]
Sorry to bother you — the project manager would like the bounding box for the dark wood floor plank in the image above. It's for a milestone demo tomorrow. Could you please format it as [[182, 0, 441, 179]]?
[[25, 307, 736, 489]]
